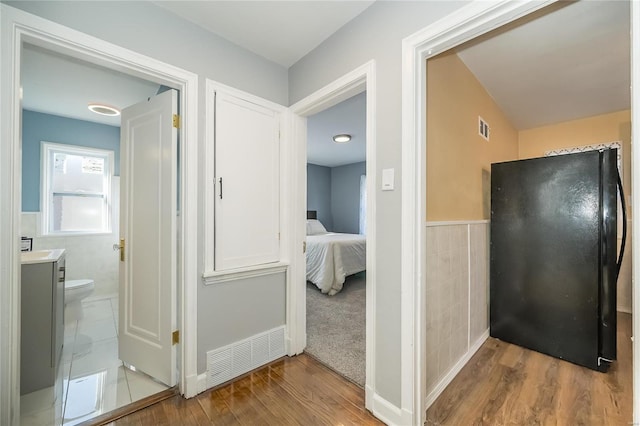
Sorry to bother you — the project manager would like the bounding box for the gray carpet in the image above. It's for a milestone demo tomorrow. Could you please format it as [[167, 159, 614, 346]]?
[[305, 272, 366, 387]]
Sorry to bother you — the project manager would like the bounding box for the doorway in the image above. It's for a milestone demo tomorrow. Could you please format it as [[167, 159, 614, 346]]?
[[424, 3, 631, 421], [289, 60, 376, 409], [19, 43, 176, 425], [304, 91, 367, 387], [0, 7, 199, 425], [401, 0, 637, 423]]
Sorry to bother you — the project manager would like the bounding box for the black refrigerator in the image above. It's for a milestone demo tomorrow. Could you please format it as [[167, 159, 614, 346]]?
[[490, 149, 625, 372]]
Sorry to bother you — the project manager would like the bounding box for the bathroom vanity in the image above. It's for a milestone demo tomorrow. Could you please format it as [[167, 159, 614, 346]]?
[[20, 249, 66, 395]]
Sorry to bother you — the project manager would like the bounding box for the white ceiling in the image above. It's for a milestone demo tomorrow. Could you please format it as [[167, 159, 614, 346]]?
[[307, 92, 366, 168], [21, 44, 160, 127], [153, 1, 375, 68], [456, 0, 630, 130], [19, 0, 631, 151]]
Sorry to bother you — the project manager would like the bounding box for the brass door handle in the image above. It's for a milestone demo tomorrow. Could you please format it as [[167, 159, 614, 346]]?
[[113, 239, 125, 261]]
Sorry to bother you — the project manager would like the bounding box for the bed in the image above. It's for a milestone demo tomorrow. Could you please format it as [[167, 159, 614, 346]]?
[[306, 211, 366, 295]]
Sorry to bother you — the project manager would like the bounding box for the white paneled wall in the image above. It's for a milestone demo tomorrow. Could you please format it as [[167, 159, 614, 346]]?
[[425, 221, 489, 408]]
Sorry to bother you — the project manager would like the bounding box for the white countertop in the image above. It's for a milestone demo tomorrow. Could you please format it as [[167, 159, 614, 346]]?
[[21, 249, 66, 265]]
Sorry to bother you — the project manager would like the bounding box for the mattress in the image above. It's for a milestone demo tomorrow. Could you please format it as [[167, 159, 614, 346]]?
[[306, 232, 366, 295]]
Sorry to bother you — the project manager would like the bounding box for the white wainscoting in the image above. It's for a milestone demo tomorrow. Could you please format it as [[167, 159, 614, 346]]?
[[425, 220, 489, 408]]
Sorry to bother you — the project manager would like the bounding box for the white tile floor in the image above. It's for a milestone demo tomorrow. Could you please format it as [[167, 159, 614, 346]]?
[[20, 296, 169, 426]]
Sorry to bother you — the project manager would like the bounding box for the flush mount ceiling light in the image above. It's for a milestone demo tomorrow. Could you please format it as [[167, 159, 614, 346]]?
[[333, 134, 351, 143], [88, 103, 120, 117]]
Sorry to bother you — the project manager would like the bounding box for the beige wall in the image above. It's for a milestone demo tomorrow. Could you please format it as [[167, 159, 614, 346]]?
[[518, 110, 632, 313], [519, 109, 631, 204], [427, 54, 632, 310], [427, 52, 519, 221]]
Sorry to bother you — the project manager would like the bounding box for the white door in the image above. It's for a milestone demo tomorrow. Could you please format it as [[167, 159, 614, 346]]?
[[214, 92, 281, 270], [118, 89, 178, 386]]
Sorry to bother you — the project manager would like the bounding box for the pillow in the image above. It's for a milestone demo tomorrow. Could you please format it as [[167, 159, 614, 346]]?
[[306, 219, 327, 235]]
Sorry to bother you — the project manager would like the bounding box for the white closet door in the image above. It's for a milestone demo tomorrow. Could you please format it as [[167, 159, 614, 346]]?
[[215, 92, 280, 270]]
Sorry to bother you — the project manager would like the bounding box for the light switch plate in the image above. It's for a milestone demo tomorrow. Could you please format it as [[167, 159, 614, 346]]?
[[382, 168, 394, 191]]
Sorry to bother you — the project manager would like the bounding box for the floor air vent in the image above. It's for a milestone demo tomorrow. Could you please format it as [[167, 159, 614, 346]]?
[[206, 326, 286, 389]]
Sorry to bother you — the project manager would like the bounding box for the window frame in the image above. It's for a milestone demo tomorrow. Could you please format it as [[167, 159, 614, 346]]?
[[40, 141, 115, 236]]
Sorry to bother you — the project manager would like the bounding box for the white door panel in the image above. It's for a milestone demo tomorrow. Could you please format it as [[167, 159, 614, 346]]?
[[119, 89, 177, 386], [215, 92, 280, 270]]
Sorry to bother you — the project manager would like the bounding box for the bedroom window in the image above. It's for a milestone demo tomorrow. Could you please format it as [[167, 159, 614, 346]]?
[[41, 142, 114, 235]]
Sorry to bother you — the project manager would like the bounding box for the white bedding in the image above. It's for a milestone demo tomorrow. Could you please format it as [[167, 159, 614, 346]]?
[[306, 232, 366, 295]]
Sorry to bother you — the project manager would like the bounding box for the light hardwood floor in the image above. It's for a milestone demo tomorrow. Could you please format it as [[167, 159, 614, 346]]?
[[99, 314, 631, 425], [426, 312, 632, 425], [107, 354, 383, 425]]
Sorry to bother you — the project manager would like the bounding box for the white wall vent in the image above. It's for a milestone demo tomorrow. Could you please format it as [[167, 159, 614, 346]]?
[[206, 325, 286, 389], [269, 327, 285, 356], [478, 116, 490, 141], [206, 348, 233, 389]]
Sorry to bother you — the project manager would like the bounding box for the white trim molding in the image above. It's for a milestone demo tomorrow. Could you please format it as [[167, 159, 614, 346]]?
[[426, 220, 490, 227], [0, 5, 200, 423], [371, 392, 413, 426], [202, 262, 288, 285], [425, 330, 489, 409], [401, 1, 557, 424], [289, 60, 377, 411], [631, 1, 640, 424]]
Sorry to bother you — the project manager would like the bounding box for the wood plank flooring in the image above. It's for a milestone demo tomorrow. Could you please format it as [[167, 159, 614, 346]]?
[[108, 354, 383, 425], [100, 313, 631, 425], [426, 312, 632, 425]]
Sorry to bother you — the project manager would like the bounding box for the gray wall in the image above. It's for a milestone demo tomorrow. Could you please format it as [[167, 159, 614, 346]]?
[[4, 1, 290, 376], [7, 0, 478, 407], [306, 164, 332, 230], [198, 273, 286, 353], [307, 162, 365, 234], [289, 0, 469, 406], [6, 1, 288, 105], [21, 110, 120, 212], [331, 162, 365, 234]]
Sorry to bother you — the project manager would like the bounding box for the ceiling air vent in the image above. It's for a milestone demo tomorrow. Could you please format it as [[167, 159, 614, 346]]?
[[479, 117, 490, 141]]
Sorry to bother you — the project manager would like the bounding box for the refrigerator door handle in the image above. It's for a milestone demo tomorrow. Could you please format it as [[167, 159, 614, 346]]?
[[616, 170, 627, 280]]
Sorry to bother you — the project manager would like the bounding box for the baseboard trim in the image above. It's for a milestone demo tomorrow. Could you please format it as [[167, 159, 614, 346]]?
[[184, 373, 199, 398], [425, 329, 489, 410], [365, 384, 374, 411], [196, 373, 207, 395], [371, 392, 412, 425], [285, 336, 294, 356]]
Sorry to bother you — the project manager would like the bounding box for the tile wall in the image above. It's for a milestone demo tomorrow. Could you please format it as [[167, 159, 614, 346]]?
[[21, 213, 119, 298], [425, 221, 489, 399]]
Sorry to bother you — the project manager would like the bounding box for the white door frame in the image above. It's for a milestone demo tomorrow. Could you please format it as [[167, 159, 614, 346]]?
[[288, 60, 377, 411], [401, 0, 637, 424], [0, 5, 199, 424], [631, 2, 640, 423]]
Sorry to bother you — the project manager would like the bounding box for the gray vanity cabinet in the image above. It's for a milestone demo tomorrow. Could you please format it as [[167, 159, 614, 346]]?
[[20, 257, 65, 395]]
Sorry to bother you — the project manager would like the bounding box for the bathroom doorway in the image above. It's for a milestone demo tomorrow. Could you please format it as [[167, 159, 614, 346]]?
[[18, 44, 176, 425]]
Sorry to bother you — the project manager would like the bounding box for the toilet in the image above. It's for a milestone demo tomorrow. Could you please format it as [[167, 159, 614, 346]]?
[[65, 279, 95, 321]]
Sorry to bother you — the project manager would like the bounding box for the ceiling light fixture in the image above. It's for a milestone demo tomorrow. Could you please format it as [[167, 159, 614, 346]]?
[[88, 103, 120, 117], [333, 134, 351, 143]]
